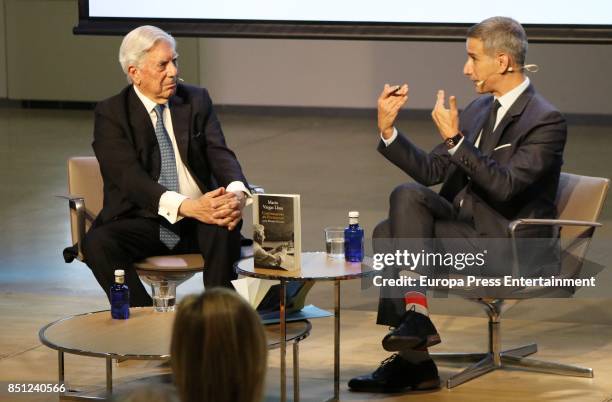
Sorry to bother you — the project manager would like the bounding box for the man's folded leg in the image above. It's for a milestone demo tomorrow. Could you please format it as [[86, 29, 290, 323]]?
[[382, 293, 441, 351], [193, 220, 242, 288], [350, 183, 457, 393], [352, 216, 486, 393], [373, 215, 442, 352], [82, 218, 170, 307], [351, 288, 441, 393]]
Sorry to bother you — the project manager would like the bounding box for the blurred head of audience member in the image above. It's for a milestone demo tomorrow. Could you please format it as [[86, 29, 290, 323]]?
[[112, 383, 179, 402], [171, 288, 268, 402]]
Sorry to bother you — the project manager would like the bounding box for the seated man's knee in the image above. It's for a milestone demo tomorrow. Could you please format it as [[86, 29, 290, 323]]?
[[82, 228, 116, 263], [373, 220, 391, 239], [372, 219, 394, 254], [199, 222, 240, 240], [390, 183, 426, 207]]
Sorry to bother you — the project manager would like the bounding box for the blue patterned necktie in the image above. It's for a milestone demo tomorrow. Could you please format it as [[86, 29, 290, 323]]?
[[153, 104, 180, 249]]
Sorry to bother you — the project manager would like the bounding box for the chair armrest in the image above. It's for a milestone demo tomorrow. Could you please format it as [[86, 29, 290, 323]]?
[[56, 194, 87, 260], [57, 194, 84, 211], [508, 218, 602, 236], [507, 218, 602, 278]]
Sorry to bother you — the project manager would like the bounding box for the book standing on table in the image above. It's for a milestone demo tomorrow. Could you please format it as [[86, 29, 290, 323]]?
[[253, 194, 301, 271]]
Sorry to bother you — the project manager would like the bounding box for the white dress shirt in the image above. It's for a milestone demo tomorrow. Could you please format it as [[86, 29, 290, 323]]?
[[381, 77, 531, 154], [133, 86, 250, 224], [472, 77, 530, 149]]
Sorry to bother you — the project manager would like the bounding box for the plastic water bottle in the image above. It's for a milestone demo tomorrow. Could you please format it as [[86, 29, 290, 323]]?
[[110, 269, 130, 319], [344, 211, 364, 262]]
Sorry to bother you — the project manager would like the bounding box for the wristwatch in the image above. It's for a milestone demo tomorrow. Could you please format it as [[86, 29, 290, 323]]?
[[445, 132, 464, 149]]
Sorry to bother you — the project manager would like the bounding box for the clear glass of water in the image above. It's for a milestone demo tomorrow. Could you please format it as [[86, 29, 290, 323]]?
[[324, 227, 345, 259], [151, 280, 177, 312]]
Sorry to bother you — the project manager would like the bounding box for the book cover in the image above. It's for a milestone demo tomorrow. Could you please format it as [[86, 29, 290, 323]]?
[[253, 194, 301, 271]]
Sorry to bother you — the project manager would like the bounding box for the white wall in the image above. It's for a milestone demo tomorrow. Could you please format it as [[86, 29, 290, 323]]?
[[1, 0, 199, 102], [0, 0, 7, 99], [0, 2, 610, 115], [199, 38, 612, 115]]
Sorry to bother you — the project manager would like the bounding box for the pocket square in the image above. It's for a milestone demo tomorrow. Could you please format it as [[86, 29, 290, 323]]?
[[493, 143, 511, 151]]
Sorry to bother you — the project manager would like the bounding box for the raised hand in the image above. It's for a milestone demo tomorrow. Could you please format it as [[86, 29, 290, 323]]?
[[377, 83, 409, 139], [431, 90, 460, 139]]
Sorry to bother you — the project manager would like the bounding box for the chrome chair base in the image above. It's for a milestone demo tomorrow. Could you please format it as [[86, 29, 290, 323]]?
[[432, 343, 592, 388], [430, 299, 593, 388]]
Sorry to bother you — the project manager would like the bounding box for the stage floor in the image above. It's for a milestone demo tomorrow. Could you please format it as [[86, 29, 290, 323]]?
[[1, 291, 612, 402], [1, 105, 611, 401]]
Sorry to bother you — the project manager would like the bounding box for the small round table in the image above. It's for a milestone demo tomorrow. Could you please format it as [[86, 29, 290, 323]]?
[[236, 251, 373, 402], [39, 307, 311, 401]]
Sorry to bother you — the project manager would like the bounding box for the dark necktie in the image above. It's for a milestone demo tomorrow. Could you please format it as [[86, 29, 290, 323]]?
[[153, 104, 180, 249], [479, 99, 502, 153], [453, 99, 501, 222]]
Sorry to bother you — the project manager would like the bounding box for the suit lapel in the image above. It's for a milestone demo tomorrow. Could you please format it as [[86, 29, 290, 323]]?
[[464, 98, 492, 146], [127, 87, 156, 142], [169, 94, 192, 167], [483, 84, 535, 155]]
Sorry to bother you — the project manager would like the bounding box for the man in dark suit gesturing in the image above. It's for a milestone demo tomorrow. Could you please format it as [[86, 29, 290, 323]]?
[[83, 26, 250, 307], [349, 17, 566, 393]]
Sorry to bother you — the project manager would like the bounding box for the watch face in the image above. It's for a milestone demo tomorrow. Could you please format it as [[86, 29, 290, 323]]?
[[446, 133, 462, 148]]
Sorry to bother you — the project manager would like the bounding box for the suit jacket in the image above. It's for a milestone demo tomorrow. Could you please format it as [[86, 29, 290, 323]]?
[[379, 84, 567, 237], [92, 84, 248, 224]]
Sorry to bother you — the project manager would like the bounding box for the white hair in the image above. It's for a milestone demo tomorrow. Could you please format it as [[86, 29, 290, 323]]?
[[118, 25, 176, 83]]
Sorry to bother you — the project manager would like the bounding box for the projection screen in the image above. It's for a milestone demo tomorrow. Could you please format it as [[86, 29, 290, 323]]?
[[75, 0, 612, 43]]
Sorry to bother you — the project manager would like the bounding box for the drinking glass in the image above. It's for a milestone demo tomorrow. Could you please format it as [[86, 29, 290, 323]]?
[[324, 227, 345, 259]]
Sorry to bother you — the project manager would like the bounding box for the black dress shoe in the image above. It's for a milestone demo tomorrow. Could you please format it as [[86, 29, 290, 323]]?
[[382, 308, 441, 351], [348, 354, 440, 393]]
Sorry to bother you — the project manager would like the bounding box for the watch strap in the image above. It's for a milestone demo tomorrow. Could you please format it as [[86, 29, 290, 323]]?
[[445, 132, 464, 149]]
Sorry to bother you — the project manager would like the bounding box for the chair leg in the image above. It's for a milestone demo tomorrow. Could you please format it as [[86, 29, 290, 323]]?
[[446, 354, 496, 388], [501, 354, 593, 378], [430, 352, 488, 362], [501, 343, 537, 358]]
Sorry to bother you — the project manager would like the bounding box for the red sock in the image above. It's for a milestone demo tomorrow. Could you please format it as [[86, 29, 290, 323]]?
[[404, 291, 428, 316]]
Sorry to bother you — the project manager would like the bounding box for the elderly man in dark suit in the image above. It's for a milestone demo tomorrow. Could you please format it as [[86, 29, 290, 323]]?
[[83, 26, 250, 307], [349, 17, 567, 393]]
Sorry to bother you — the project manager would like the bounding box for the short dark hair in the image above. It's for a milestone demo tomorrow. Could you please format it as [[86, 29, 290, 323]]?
[[467, 17, 528, 67]]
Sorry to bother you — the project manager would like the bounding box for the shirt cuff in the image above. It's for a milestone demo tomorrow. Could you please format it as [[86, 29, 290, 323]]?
[[226, 181, 253, 206], [447, 136, 465, 155], [159, 191, 188, 224], [381, 127, 398, 147]]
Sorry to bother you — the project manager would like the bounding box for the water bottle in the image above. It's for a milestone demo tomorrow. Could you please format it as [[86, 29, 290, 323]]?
[[344, 211, 364, 262], [110, 269, 130, 319]]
